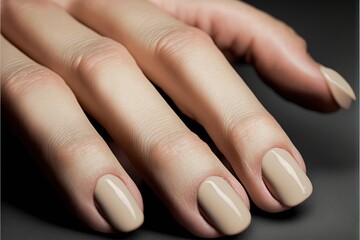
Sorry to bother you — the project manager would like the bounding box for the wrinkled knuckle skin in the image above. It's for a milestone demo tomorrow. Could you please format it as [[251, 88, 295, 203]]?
[[47, 129, 107, 171], [72, 38, 136, 83], [227, 114, 277, 159], [3, 0, 52, 21], [155, 26, 213, 60], [146, 132, 206, 172], [1, 64, 62, 101]]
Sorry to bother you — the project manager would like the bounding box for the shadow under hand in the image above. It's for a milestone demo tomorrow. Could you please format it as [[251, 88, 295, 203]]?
[[1, 117, 90, 233], [138, 184, 195, 239], [250, 198, 313, 223]]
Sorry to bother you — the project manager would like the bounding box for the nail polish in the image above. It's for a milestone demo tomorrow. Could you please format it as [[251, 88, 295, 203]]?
[[320, 66, 356, 109], [262, 148, 313, 207], [94, 174, 144, 232], [198, 176, 251, 235]]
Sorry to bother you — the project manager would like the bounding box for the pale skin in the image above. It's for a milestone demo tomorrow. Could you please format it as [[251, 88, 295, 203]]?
[[0, 0, 349, 238]]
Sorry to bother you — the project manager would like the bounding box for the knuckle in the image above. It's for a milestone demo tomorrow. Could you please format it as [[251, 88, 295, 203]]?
[[2, 64, 62, 100], [276, 20, 307, 49], [48, 127, 106, 170], [147, 131, 205, 170], [155, 26, 213, 60], [285, 26, 307, 49], [72, 38, 135, 80], [3, 0, 52, 18], [227, 113, 276, 147]]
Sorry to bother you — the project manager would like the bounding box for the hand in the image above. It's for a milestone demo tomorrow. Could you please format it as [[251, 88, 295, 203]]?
[[1, 0, 356, 238]]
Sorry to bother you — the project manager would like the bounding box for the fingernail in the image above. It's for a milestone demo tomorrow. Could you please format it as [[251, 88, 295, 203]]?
[[320, 65, 356, 109], [198, 176, 251, 235], [94, 174, 144, 232], [262, 148, 313, 207]]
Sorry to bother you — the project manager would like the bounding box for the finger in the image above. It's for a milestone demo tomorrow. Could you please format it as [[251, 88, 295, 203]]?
[[2, 1, 251, 237], [0, 35, 144, 233], [147, 0, 356, 111], [64, 0, 313, 212]]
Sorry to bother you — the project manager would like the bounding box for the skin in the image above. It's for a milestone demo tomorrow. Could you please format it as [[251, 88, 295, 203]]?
[[1, 0, 341, 238]]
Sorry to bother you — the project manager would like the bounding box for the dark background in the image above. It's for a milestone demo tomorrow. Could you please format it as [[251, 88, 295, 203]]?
[[1, 0, 359, 239]]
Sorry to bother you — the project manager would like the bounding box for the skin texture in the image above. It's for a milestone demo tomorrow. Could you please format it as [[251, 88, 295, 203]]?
[[1, 0, 355, 238]]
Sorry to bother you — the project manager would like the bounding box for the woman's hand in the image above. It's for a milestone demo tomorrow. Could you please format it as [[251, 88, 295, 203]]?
[[1, 0, 355, 238]]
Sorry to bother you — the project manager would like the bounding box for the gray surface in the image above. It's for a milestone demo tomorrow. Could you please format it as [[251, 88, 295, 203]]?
[[1, 0, 359, 239]]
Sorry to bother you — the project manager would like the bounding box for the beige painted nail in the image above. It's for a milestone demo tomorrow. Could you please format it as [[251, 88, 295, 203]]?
[[262, 148, 313, 207], [198, 176, 251, 235], [320, 65, 356, 109], [94, 174, 144, 232]]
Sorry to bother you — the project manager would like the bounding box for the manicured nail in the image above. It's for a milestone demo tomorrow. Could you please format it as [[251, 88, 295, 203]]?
[[262, 148, 313, 207], [198, 176, 251, 235], [94, 174, 144, 232], [320, 66, 356, 109]]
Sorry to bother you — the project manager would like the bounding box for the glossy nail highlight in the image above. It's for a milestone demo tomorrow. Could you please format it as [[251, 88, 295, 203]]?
[[198, 176, 251, 235], [94, 174, 144, 232], [262, 148, 313, 207], [320, 66, 356, 109]]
